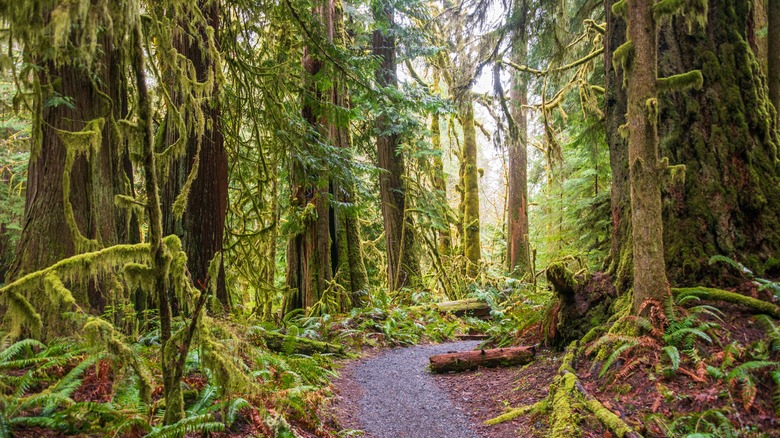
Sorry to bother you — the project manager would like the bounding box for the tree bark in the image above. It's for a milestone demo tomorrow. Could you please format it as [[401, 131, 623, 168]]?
[[604, 0, 632, 294], [769, 0, 780, 123], [373, 1, 421, 291], [626, 0, 670, 312], [161, 0, 229, 311], [658, 0, 780, 284], [429, 346, 534, 373], [506, 0, 531, 278]]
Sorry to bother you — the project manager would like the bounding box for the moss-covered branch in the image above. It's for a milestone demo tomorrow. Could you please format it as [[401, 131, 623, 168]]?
[[672, 287, 780, 318], [656, 70, 703, 94]]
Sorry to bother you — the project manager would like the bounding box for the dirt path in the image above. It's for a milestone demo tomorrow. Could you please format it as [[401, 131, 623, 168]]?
[[333, 341, 481, 438]]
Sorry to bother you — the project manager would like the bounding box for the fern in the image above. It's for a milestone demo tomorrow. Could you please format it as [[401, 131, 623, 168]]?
[[727, 361, 779, 411], [599, 339, 639, 378], [662, 345, 680, 373], [145, 413, 225, 438], [755, 314, 780, 354], [226, 397, 250, 427], [0, 339, 46, 364]]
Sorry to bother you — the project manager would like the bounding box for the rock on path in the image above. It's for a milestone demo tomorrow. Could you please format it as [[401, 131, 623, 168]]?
[[350, 341, 481, 438]]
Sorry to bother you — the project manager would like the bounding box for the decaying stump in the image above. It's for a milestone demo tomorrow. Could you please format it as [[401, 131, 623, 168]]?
[[546, 264, 617, 348], [429, 346, 534, 373]]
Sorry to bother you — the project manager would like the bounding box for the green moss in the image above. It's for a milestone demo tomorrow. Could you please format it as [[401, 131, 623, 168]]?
[[657, 70, 704, 93], [550, 372, 581, 437], [673, 287, 780, 318]]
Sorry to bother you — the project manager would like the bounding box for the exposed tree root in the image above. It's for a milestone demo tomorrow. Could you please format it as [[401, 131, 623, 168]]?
[[484, 342, 642, 437], [673, 287, 780, 319]]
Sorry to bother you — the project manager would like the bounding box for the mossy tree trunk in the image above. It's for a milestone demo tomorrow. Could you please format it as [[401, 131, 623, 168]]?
[[285, 14, 332, 313], [458, 97, 481, 278], [658, 0, 780, 284], [624, 0, 671, 312], [331, 0, 368, 305], [604, 0, 632, 293], [161, 0, 229, 311], [286, 0, 368, 312], [769, 0, 780, 123], [506, 0, 531, 278], [373, 0, 421, 291], [10, 28, 137, 318]]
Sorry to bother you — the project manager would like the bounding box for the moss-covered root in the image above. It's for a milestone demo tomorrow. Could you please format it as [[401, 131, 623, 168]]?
[[483, 403, 537, 425], [485, 342, 641, 438], [570, 371, 641, 438], [482, 372, 580, 436], [673, 287, 780, 319]]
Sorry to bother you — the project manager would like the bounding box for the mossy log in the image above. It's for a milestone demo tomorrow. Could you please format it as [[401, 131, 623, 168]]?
[[435, 298, 491, 319], [410, 298, 492, 319], [673, 287, 780, 319], [429, 346, 534, 373], [254, 331, 348, 357]]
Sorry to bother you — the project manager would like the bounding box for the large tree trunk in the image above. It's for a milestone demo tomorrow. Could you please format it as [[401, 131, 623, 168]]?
[[658, 0, 780, 284], [769, 0, 780, 123], [374, 2, 421, 291], [626, 0, 670, 312], [10, 32, 137, 322], [459, 98, 481, 278], [161, 0, 229, 311], [604, 0, 632, 294], [331, 0, 368, 305], [286, 0, 368, 312], [506, 0, 531, 278]]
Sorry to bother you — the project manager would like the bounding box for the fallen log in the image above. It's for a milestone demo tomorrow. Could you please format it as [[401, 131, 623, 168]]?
[[409, 298, 492, 319], [252, 330, 348, 357], [429, 346, 534, 373]]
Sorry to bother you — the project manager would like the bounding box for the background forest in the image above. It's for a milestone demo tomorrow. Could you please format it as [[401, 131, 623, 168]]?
[[0, 0, 779, 436]]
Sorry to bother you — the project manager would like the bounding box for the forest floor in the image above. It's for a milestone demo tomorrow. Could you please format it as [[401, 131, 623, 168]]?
[[330, 341, 575, 437], [329, 299, 780, 437]]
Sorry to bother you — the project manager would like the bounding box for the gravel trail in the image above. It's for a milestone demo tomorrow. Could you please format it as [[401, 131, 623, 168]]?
[[347, 341, 481, 438]]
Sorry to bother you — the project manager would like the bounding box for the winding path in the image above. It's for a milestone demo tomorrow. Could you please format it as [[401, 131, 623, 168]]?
[[347, 341, 481, 438]]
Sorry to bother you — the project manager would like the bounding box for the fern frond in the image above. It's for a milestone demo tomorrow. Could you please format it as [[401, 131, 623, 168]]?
[[146, 413, 225, 438], [770, 369, 780, 416], [187, 384, 217, 415], [755, 315, 780, 353], [0, 339, 46, 364], [662, 346, 680, 372], [226, 397, 250, 426], [664, 327, 712, 346], [599, 340, 639, 378], [709, 255, 754, 278]]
